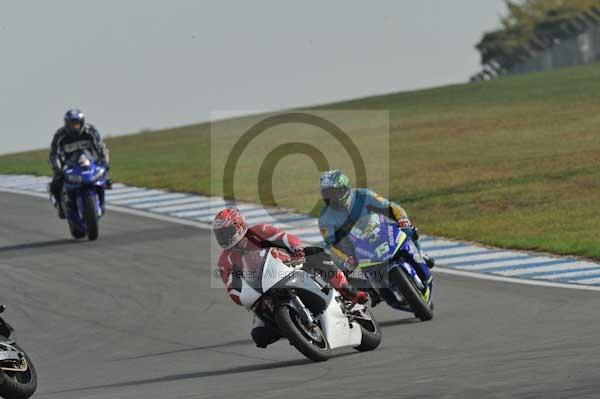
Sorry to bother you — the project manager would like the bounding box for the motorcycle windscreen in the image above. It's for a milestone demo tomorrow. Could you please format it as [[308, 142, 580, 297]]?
[[238, 250, 266, 308], [63, 150, 103, 186], [348, 213, 406, 267], [238, 249, 295, 307], [261, 250, 296, 293]]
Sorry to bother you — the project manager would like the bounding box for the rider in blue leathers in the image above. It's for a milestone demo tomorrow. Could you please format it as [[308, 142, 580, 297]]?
[[318, 170, 434, 305]]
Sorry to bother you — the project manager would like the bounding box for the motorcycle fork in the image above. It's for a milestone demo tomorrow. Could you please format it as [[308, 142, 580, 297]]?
[[288, 295, 316, 327]]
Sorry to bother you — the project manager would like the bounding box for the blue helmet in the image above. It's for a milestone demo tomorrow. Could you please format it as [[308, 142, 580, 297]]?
[[64, 109, 85, 135]]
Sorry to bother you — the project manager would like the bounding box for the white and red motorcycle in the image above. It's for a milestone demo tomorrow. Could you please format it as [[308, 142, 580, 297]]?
[[239, 248, 381, 362]]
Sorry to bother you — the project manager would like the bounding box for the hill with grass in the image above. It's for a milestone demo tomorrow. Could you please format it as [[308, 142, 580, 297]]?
[[1, 62, 599, 260]]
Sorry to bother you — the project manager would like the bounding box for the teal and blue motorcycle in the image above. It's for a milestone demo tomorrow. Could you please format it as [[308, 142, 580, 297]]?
[[348, 213, 434, 321]]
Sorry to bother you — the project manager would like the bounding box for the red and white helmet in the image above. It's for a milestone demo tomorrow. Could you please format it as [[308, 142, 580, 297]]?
[[213, 208, 248, 249]]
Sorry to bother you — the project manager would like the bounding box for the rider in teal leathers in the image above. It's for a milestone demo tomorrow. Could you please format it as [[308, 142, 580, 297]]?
[[318, 170, 434, 305]]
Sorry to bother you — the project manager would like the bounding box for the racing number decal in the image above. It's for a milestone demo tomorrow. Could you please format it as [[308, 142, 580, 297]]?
[[375, 242, 389, 258]]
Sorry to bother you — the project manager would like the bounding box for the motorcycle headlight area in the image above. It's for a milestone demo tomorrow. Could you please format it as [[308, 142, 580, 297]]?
[[91, 168, 105, 181], [66, 174, 83, 184]]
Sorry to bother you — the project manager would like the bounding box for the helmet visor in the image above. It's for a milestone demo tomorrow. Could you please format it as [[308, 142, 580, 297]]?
[[214, 225, 238, 248], [320, 187, 348, 203], [68, 120, 83, 133]]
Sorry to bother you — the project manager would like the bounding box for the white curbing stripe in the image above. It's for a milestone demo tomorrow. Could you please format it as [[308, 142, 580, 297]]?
[[574, 277, 600, 284], [436, 251, 526, 263], [106, 187, 143, 196], [494, 261, 593, 277], [434, 267, 600, 292], [111, 193, 188, 205], [152, 199, 222, 213], [130, 197, 201, 209], [107, 189, 166, 201], [455, 256, 562, 271]]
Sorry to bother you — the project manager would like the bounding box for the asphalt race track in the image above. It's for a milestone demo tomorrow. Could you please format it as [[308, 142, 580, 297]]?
[[1, 192, 600, 399]]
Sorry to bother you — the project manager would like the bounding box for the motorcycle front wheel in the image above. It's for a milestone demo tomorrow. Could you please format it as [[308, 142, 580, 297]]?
[[0, 344, 37, 399], [68, 221, 85, 239], [389, 267, 433, 321], [83, 195, 99, 241], [274, 306, 331, 362], [353, 309, 382, 352]]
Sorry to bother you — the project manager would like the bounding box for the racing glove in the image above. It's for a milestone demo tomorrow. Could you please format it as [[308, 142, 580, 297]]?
[[343, 256, 358, 270]]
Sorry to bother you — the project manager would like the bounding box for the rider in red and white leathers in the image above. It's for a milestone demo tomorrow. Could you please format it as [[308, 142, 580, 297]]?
[[214, 208, 368, 348]]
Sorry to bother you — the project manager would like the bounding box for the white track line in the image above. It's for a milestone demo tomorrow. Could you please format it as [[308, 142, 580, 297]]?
[[495, 261, 594, 277], [538, 267, 600, 280], [573, 276, 600, 284], [455, 256, 554, 271], [434, 267, 600, 292]]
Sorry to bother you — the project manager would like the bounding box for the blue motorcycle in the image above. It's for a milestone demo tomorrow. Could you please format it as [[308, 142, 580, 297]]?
[[59, 150, 107, 241], [348, 213, 434, 321]]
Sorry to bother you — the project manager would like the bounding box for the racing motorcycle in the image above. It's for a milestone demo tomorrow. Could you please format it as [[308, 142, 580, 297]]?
[[0, 306, 37, 399], [55, 150, 108, 241], [347, 213, 434, 321], [238, 248, 381, 362]]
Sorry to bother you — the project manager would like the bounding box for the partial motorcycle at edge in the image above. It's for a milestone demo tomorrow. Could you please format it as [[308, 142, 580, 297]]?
[[0, 306, 37, 399]]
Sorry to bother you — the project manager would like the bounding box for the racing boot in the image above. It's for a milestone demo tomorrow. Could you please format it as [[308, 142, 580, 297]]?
[[50, 194, 66, 219], [57, 203, 66, 219], [423, 253, 435, 269], [251, 317, 281, 348], [49, 175, 66, 219], [330, 270, 369, 304], [57, 203, 65, 219], [368, 288, 383, 308], [98, 189, 106, 215]]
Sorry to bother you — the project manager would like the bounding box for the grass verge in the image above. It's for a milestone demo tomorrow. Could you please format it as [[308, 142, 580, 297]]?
[[1, 63, 599, 259]]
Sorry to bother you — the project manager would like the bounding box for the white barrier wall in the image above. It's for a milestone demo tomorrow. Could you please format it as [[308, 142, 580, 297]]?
[[509, 24, 600, 75]]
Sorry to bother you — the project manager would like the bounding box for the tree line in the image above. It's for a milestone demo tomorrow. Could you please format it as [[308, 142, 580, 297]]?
[[476, 0, 600, 75]]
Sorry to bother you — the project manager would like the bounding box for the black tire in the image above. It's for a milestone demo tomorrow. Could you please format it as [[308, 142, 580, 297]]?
[[0, 344, 37, 399], [389, 267, 433, 321], [68, 222, 86, 239], [353, 311, 382, 352], [274, 306, 331, 362], [83, 196, 99, 241]]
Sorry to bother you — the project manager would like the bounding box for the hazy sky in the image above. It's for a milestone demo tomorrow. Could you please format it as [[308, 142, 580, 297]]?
[[0, 0, 506, 155]]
